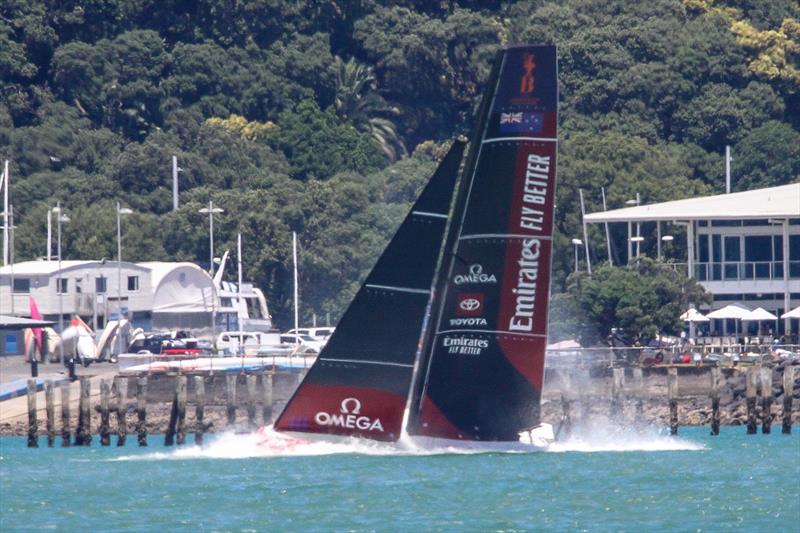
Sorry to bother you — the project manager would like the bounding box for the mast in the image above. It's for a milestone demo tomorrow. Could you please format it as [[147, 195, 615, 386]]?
[[293, 231, 299, 340]]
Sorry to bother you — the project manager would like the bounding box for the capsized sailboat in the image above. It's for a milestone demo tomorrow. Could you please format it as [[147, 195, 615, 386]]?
[[272, 45, 558, 449]]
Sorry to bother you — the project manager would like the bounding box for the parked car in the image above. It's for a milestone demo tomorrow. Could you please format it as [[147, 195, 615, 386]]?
[[286, 327, 336, 342], [280, 333, 325, 354]]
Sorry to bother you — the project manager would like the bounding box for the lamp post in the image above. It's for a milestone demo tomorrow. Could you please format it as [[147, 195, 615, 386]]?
[[659, 235, 674, 260], [198, 201, 224, 276], [116, 202, 133, 357], [626, 194, 641, 262], [52, 203, 69, 364], [630, 236, 644, 261], [571, 238, 583, 273], [199, 201, 224, 346]]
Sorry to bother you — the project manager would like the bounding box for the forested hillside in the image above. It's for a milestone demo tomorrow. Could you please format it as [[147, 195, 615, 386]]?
[[1, 0, 798, 329]]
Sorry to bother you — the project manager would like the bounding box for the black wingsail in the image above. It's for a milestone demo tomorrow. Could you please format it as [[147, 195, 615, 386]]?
[[408, 45, 559, 442], [274, 140, 465, 441]]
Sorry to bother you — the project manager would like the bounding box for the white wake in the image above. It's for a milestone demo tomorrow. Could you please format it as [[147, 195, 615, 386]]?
[[116, 421, 702, 461]]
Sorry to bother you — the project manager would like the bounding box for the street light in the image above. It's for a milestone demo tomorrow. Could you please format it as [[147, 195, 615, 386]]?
[[659, 234, 674, 260], [199, 201, 224, 347], [198, 201, 224, 276], [116, 202, 133, 357], [52, 203, 70, 364], [571, 238, 583, 272], [626, 193, 641, 261]]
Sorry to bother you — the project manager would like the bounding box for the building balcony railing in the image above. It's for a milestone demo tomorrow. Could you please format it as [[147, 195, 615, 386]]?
[[694, 261, 800, 282]]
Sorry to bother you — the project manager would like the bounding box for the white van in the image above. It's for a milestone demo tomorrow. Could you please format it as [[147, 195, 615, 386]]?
[[287, 327, 336, 341], [216, 331, 286, 356]]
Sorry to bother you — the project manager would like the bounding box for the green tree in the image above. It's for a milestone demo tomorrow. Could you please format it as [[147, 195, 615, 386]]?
[[334, 56, 406, 161], [554, 258, 711, 345], [732, 120, 800, 190], [269, 99, 384, 180]]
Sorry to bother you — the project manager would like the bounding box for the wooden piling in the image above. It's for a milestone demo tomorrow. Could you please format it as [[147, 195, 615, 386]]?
[[632, 367, 644, 422], [136, 377, 147, 446], [176, 375, 187, 445], [668, 368, 678, 435], [99, 379, 111, 446], [710, 366, 720, 436], [165, 376, 187, 446], [611, 368, 624, 420], [261, 373, 273, 425], [75, 377, 92, 446], [27, 379, 38, 448], [45, 380, 55, 447], [783, 365, 795, 435], [746, 366, 758, 435], [195, 376, 206, 445], [114, 376, 128, 446], [760, 367, 773, 434], [226, 374, 237, 428], [60, 381, 71, 447], [246, 374, 257, 430]]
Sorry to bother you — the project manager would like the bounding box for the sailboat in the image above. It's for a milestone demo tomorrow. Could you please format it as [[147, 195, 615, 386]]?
[[272, 45, 558, 450]]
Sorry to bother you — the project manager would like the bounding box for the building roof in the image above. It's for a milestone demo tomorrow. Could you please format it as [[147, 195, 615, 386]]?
[[584, 183, 800, 223], [0, 260, 145, 276], [0, 315, 54, 329]]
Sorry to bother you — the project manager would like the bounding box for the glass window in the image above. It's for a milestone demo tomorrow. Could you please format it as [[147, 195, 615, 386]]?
[[773, 236, 783, 261], [127, 276, 139, 291], [12, 278, 30, 293], [791, 235, 800, 261], [745, 236, 771, 262], [711, 235, 721, 262], [724, 236, 740, 261], [96, 277, 107, 294], [698, 235, 709, 262], [246, 297, 263, 319], [57, 278, 68, 293]]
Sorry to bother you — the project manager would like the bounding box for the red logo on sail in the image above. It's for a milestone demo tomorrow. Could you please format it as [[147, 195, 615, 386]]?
[[456, 293, 484, 316], [520, 53, 536, 94]]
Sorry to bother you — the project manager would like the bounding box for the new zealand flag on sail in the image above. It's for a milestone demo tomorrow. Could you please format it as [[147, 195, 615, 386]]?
[[498, 111, 543, 134]]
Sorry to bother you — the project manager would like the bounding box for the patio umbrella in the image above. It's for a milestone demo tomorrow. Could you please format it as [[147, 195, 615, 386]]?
[[781, 306, 800, 319], [742, 307, 778, 336], [680, 307, 709, 341], [707, 304, 752, 336], [680, 308, 710, 322]]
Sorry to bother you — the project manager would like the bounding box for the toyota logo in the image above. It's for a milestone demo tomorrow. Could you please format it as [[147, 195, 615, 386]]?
[[459, 298, 481, 311]]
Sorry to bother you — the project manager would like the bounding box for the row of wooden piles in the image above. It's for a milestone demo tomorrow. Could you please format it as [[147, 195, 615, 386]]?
[[25, 372, 279, 448], [605, 365, 796, 436]]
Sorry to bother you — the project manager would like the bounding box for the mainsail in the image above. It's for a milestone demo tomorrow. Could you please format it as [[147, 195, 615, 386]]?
[[408, 45, 558, 441], [274, 140, 466, 441]]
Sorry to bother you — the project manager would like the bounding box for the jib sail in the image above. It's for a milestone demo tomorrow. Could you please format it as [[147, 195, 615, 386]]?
[[274, 140, 466, 441], [408, 45, 558, 441]]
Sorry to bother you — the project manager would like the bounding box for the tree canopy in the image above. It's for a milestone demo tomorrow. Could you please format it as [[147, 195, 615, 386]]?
[[0, 0, 797, 338]]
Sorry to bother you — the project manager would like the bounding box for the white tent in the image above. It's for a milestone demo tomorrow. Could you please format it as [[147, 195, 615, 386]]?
[[707, 304, 752, 336], [781, 306, 800, 319], [680, 308, 709, 322], [680, 307, 709, 341], [742, 307, 778, 321], [706, 304, 752, 320]]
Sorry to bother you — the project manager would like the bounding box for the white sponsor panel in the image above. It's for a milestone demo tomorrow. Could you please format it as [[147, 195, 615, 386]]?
[[443, 335, 489, 355], [314, 397, 384, 432], [454, 264, 498, 285]]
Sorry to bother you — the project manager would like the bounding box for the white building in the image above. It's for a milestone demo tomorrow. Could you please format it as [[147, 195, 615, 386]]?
[[584, 183, 800, 336], [0, 260, 215, 332]]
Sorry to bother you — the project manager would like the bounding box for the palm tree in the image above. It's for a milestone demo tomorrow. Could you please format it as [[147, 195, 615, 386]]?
[[334, 57, 407, 161]]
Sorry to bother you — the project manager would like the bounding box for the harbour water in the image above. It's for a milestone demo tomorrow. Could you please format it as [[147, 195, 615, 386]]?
[[1, 426, 798, 532]]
